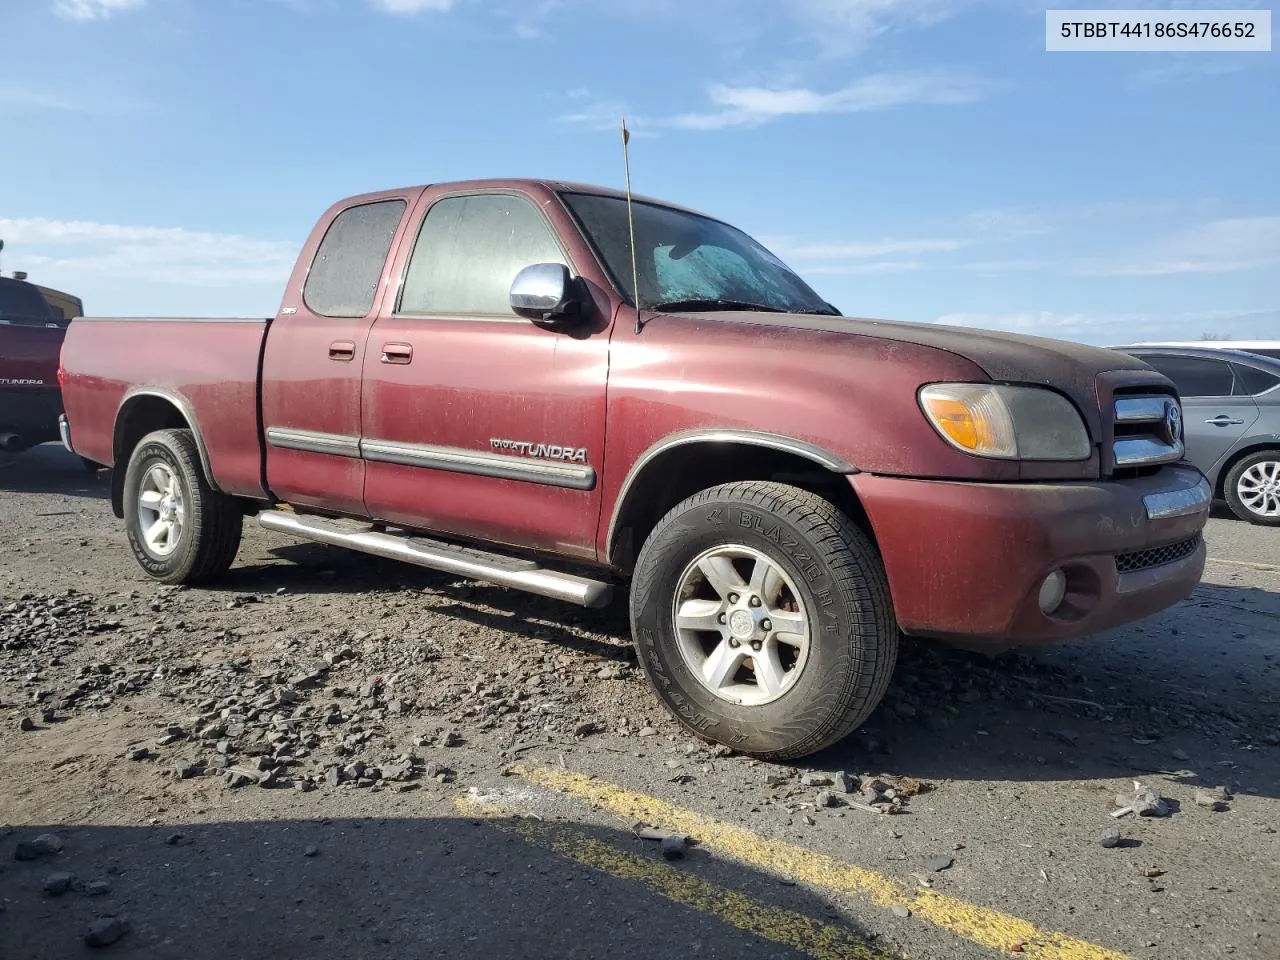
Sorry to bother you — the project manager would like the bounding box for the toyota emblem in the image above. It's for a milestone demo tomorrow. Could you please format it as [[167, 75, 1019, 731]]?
[[1164, 400, 1183, 446]]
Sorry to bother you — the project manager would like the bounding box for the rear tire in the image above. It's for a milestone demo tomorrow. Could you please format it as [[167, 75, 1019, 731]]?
[[629, 481, 898, 760], [1224, 450, 1280, 526], [122, 428, 243, 583]]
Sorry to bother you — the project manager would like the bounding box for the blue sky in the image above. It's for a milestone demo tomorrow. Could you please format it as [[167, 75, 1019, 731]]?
[[0, 0, 1276, 344]]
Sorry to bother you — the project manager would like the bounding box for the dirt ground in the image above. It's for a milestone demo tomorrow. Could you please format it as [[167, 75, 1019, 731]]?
[[1, 443, 1277, 960]]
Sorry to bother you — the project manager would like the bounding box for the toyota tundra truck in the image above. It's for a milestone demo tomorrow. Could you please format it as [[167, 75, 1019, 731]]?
[[57, 179, 1211, 758], [1, 274, 70, 453]]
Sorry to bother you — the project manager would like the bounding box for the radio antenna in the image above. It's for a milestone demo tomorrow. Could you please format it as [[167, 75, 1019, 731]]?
[[621, 116, 643, 335]]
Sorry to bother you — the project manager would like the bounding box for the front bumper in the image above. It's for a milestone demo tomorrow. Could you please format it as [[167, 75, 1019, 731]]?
[[851, 464, 1210, 648]]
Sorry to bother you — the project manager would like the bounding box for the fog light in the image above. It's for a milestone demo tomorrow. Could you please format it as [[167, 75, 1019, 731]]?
[[1038, 570, 1068, 615]]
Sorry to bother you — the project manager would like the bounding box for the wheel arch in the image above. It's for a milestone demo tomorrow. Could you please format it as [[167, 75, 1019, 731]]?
[[110, 388, 217, 518], [606, 430, 869, 572], [1214, 437, 1280, 499]]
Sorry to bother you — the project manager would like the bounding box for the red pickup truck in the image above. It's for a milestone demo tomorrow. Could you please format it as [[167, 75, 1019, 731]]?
[[1, 275, 68, 453], [59, 179, 1211, 758]]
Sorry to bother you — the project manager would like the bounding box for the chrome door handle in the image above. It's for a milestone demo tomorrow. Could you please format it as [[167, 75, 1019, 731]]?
[[1205, 416, 1245, 426]]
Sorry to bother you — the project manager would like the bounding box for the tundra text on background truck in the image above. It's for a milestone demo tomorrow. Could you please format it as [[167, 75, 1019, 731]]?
[[57, 178, 1212, 759]]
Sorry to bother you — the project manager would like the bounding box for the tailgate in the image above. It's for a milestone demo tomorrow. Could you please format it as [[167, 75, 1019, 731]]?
[[0, 322, 65, 388]]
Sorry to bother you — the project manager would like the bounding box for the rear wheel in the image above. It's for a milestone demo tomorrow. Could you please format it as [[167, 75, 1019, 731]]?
[[122, 428, 243, 583], [629, 481, 898, 760], [1224, 450, 1280, 526]]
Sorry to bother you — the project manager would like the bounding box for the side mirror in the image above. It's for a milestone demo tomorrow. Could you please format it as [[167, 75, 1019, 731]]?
[[509, 263, 582, 326]]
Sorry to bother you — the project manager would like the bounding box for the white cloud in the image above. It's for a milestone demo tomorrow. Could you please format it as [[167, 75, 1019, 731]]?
[[1094, 216, 1280, 276], [770, 237, 964, 259], [966, 208, 1053, 241], [564, 70, 988, 133], [368, 0, 455, 13], [668, 71, 987, 130], [511, 0, 564, 38], [54, 0, 145, 20], [802, 260, 924, 275], [795, 0, 959, 51], [932, 308, 1280, 344], [0, 217, 298, 288], [0, 86, 82, 112], [936, 311, 1124, 334]]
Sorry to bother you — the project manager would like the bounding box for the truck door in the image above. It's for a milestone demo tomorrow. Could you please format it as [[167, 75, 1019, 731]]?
[[261, 195, 414, 516], [361, 187, 613, 560]]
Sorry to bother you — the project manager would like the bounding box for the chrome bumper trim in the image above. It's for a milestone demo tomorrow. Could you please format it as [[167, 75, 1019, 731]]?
[[1143, 474, 1212, 521], [58, 414, 73, 454]]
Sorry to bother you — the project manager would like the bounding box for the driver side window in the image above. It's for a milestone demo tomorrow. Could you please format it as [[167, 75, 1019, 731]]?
[[398, 193, 567, 317]]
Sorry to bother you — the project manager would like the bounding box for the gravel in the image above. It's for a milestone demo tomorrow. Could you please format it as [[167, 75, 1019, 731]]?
[[660, 835, 687, 860], [84, 916, 131, 948], [42, 872, 74, 896], [14, 833, 64, 861]]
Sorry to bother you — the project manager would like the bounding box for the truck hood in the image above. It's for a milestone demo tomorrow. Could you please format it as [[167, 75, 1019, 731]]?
[[693, 310, 1161, 407]]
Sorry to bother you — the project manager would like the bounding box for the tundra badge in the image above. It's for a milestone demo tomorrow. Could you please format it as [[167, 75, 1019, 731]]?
[[491, 438, 588, 463]]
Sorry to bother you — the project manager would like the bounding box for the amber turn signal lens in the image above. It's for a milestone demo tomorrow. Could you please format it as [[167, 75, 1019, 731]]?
[[918, 384, 1018, 459], [921, 396, 981, 451]]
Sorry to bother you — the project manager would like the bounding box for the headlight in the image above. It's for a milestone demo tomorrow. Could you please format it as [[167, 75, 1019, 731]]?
[[919, 384, 1091, 461]]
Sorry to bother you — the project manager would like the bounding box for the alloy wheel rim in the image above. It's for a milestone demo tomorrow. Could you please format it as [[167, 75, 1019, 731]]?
[[137, 463, 185, 557], [671, 544, 811, 706], [1237, 461, 1280, 518]]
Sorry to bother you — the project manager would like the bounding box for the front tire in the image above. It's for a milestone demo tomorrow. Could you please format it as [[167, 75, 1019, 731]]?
[[630, 481, 898, 760], [122, 428, 243, 583], [1224, 450, 1280, 526]]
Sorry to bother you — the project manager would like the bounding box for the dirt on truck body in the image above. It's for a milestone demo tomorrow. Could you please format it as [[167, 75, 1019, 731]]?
[[58, 178, 1212, 759]]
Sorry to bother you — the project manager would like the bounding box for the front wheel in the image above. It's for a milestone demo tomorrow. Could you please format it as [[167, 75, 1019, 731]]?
[[1224, 450, 1280, 526], [629, 481, 898, 760], [122, 428, 243, 583]]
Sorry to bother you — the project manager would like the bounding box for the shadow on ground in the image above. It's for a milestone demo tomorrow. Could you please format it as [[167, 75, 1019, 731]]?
[[0, 445, 106, 501], [0, 813, 868, 960]]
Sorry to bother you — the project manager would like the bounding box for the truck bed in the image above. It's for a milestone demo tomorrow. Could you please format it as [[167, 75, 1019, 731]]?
[[59, 317, 271, 499]]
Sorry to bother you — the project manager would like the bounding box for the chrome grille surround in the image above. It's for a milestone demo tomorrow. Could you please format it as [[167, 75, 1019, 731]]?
[[1112, 393, 1185, 469]]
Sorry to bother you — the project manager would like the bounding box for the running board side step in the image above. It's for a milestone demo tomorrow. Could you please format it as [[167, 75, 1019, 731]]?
[[258, 510, 613, 609]]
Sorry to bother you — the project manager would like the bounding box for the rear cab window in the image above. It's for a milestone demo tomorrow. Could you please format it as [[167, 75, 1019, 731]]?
[[303, 199, 407, 318], [0, 279, 59, 327]]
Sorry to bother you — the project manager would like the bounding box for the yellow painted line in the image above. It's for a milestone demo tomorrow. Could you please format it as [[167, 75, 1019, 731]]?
[[1206, 556, 1279, 573], [455, 794, 894, 960], [518, 766, 1132, 960]]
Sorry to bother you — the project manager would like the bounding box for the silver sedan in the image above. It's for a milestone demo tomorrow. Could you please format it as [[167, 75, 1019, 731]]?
[[1111, 346, 1280, 525]]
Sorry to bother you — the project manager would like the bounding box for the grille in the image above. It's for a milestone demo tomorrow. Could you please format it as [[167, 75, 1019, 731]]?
[[1115, 536, 1201, 575], [1111, 390, 1185, 471]]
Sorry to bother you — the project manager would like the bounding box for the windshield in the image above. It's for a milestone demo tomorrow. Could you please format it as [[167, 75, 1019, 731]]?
[[0, 279, 59, 326], [561, 193, 837, 315]]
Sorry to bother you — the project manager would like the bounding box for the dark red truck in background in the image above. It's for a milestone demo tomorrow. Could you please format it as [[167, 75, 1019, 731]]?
[[58, 179, 1212, 759], [0, 273, 71, 453]]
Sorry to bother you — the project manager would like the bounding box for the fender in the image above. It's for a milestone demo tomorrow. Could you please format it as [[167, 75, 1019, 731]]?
[[110, 387, 221, 517], [605, 428, 856, 564]]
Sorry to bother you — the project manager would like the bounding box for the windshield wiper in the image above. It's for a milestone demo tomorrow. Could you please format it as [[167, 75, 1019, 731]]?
[[647, 298, 787, 314]]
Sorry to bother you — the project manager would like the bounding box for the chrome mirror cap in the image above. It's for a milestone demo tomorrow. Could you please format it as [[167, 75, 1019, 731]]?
[[509, 263, 577, 322]]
